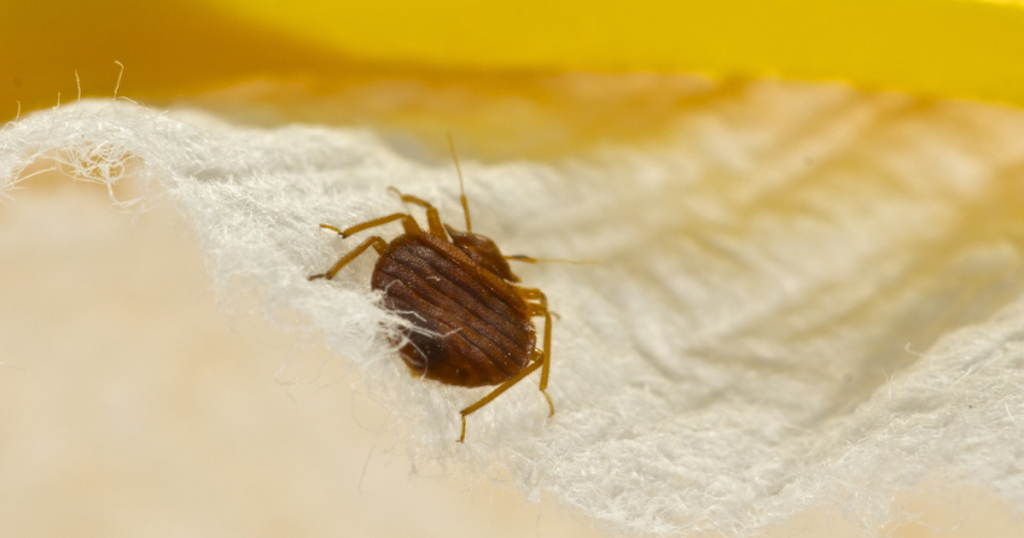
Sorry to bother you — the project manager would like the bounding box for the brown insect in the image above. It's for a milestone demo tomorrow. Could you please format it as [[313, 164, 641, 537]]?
[[309, 137, 553, 442]]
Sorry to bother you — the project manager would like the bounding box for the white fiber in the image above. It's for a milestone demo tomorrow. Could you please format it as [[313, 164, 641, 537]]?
[[4, 82, 1024, 537]]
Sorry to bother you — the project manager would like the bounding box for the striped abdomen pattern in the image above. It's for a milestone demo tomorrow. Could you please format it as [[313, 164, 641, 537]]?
[[371, 234, 535, 387]]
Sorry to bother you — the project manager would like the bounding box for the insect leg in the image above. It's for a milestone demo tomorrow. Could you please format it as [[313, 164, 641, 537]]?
[[516, 287, 548, 308], [388, 187, 447, 239], [308, 236, 388, 281], [332, 213, 422, 237], [518, 287, 560, 320], [526, 299, 554, 414], [457, 357, 544, 443]]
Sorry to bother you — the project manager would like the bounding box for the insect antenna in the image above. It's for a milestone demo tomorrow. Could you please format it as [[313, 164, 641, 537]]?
[[506, 254, 599, 265], [447, 131, 472, 233]]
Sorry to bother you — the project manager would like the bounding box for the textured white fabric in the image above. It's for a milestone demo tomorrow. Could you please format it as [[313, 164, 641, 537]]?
[[4, 83, 1024, 537]]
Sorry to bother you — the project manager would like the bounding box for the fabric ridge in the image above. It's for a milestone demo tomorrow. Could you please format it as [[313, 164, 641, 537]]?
[[3, 83, 1024, 536]]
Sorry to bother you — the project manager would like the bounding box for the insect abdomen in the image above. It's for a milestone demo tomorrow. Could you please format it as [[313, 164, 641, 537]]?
[[371, 234, 535, 387]]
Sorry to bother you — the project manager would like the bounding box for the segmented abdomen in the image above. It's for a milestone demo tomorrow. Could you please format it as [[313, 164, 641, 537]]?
[[371, 234, 535, 387]]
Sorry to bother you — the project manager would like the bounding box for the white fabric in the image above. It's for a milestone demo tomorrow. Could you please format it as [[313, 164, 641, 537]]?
[[4, 83, 1024, 537]]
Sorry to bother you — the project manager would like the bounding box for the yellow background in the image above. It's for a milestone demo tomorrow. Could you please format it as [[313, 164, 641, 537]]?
[[4, 0, 1024, 121], [209, 0, 1024, 102]]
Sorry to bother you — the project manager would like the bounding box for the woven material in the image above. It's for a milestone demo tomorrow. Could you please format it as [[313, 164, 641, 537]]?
[[4, 83, 1024, 536]]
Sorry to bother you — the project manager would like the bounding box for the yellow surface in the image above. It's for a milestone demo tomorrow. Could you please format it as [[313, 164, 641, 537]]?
[[1, 0, 353, 119], [207, 0, 1024, 103], [4, 0, 1024, 121]]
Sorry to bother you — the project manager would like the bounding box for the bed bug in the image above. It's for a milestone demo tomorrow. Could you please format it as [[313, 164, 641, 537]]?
[[309, 136, 554, 442]]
